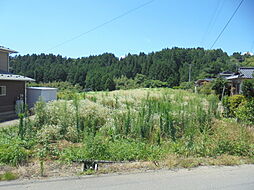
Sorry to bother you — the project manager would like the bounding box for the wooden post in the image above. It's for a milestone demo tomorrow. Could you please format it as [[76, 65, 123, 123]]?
[[221, 85, 225, 100]]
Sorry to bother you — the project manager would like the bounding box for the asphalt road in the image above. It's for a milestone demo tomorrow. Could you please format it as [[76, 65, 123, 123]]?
[[1, 165, 254, 190]]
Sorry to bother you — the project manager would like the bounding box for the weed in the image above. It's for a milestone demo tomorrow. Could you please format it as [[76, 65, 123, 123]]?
[[0, 172, 18, 181]]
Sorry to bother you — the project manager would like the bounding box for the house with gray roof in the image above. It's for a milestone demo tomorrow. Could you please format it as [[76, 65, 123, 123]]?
[[226, 67, 254, 95], [0, 46, 34, 121]]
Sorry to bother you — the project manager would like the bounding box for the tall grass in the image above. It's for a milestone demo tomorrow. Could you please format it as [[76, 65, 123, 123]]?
[[105, 89, 219, 143], [33, 89, 219, 143], [6, 88, 251, 165]]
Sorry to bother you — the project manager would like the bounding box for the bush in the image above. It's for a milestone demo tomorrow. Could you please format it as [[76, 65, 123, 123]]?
[[0, 141, 29, 166], [236, 99, 254, 124], [0, 172, 18, 181], [171, 119, 253, 157], [32, 100, 109, 142], [242, 79, 254, 98], [37, 124, 63, 143], [144, 80, 168, 88], [108, 139, 163, 161], [198, 82, 214, 95], [176, 82, 194, 90], [222, 95, 246, 117], [104, 78, 116, 91], [59, 135, 111, 162], [211, 78, 229, 98], [60, 137, 164, 162], [57, 91, 79, 100]]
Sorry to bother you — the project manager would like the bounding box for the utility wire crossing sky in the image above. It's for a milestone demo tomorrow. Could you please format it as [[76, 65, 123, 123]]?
[[46, 0, 155, 52], [0, 0, 253, 58], [209, 0, 245, 49]]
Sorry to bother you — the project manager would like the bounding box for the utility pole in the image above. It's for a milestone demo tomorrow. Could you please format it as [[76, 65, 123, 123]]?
[[188, 64, 192, 82], [34, 70, 36, 81]]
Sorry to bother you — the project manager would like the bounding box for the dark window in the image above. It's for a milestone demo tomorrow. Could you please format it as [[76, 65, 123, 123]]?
[[0, 86, 6, 96]]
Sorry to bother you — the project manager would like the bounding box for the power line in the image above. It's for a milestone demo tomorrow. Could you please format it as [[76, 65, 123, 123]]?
[[209, 0, 244, 49], [201, 0, 225, 46], [46, 0, 155, 52]]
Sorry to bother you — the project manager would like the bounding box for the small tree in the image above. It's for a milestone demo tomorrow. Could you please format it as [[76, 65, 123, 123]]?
[[242, 79, 254, 98], [104, 77, 116, 91], [236, 100, 254, 124], [211, 78, 229, 99], [198, 82, 214, 95], [134, 74, 147, 87], [178, 82, 194, 90], [16, 101, 30, 140]]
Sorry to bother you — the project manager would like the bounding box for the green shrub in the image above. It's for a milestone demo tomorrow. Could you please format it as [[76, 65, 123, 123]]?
[[0, 128, 33, 166], [60, 135, 111, 162], [198, 82, 214, 95], [0, 172, 18, 181], [60, 137, 164, 162], [34, 100, 48, 130], [108, 138, 163, 161], [60, 146, 87, 162], [83, 135, 111, 160], [37, 125, 63, 143], [114, 76, 136, 90], [57, 91, 80, 100], [222, 95, 246, 117], [143, 80, 168, 88], [114, 74, 168, 90], [242, 79, 254, 98], [236, 99, 254, 124], [0, 142, 29, 166], [176, 82, 194, 90], [211, 78, 229, 98], [215, 138, 251, 156]]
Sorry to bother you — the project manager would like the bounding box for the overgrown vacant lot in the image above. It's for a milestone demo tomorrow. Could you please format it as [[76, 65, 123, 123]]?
[[0, 88, 254, 180]]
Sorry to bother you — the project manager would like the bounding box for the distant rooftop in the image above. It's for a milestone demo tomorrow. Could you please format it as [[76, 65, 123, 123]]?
[[0, 70, 34, 81], [219, 71, 235, 78], [195, 78, 214, 85], [0, 46, 18, 53], [27, 87, 57, 90], [226, 67, 254, 80], [219, 71, 234, 75], [239, 67, 254, 79]]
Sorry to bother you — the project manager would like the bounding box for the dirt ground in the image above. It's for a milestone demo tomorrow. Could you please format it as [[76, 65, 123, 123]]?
[[0, 160, 157, 180]]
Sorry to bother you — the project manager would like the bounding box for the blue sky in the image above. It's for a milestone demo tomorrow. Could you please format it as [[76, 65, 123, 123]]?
[[1, 0, 253, 58]]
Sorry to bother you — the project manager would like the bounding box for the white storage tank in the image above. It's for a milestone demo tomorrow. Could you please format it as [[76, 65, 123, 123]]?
[[27, 87, 57, 108]]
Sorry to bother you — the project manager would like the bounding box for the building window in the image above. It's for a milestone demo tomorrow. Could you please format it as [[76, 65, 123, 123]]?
[[0, 86, 6, 96]]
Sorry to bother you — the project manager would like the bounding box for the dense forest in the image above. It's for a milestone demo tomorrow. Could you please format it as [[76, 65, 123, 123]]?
[[10, 47, 252, 91]]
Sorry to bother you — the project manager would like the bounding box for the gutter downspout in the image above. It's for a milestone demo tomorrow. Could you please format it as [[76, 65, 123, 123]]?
[[25, 82, 27, 105], [7, 53, 9, 72]]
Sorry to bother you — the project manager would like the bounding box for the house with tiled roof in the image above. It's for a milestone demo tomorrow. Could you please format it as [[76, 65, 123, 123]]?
[[226, 67, 254, 95], [0, 46, 34, 121]]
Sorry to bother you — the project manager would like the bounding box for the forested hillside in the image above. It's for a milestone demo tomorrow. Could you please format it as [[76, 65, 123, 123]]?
[[10, 47, 251, 91]]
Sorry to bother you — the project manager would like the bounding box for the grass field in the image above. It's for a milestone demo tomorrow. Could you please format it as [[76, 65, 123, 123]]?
[[0, 88, 253, 179]]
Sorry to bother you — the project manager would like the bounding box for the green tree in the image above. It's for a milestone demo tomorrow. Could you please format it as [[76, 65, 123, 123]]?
[[242, 79, 254, 98], [211, 78, 229, 98], [104, 77, 116, 91]]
